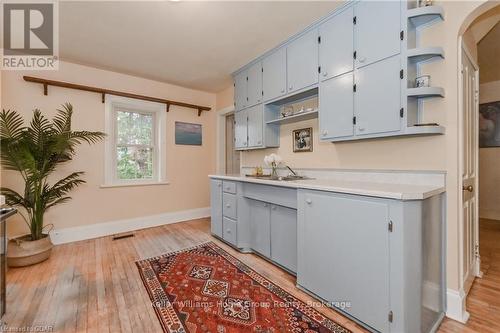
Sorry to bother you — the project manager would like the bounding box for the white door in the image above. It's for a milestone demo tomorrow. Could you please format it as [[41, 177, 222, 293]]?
[[460, 46, 480, 294], [225, 114, 240, 174]]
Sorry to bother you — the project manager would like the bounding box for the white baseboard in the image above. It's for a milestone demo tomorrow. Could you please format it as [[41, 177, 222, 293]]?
[[446, 288, 470, 323], [49, 207, 210, 245]]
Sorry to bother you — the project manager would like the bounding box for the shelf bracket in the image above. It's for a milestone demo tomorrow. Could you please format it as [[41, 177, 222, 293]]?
[[43, 83, 48, 96]]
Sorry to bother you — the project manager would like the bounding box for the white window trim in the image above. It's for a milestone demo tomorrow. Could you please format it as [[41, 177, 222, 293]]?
[[103, 95, 168, 187]]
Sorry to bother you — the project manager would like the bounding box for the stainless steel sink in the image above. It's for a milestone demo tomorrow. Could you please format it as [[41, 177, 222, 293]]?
[[275, 175, 313, 181]]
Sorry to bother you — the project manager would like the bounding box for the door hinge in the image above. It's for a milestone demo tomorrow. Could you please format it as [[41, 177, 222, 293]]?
[[353, 16, 357, 25], [318, 36, 321, 44], [388, 221, 393, 232], [353, 84, 357, 92], [353, 116, 357, 125], [353, 51, 357, 59], [400, 30, 404, 41], [318, 66, 321, 73], [400, 108, 404, 118], [388, 311, 393, 323], [400, 69, 404, 79]]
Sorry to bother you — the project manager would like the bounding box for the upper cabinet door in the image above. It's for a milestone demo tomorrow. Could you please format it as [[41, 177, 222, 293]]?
[[287, 29, 319, 93], [319, 6, 354, 81], [234, 109, 248, 149], [247, 62, 263, 107], [247, 104, 263, 147], [262, 48, 287, 102], [234, 70, 248, 110], [355, 55, 401, 136], [354, 1, 401, 68], [319, 72, 354, 140]]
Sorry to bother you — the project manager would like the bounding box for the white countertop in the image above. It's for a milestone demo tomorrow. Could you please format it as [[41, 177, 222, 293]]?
[[209, 174, 445, 200]]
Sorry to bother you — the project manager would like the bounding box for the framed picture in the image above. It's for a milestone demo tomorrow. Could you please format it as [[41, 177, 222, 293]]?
[[479, 101, 500, 148], [292, 127, 313, 152], [175, 122, 202, 145]]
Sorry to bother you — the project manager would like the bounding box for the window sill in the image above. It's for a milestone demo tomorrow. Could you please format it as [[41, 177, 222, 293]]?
[[100, 181, 170, 189]]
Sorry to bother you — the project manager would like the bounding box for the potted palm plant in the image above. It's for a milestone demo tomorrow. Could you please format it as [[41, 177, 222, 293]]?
[[0, 104, 105, 267]]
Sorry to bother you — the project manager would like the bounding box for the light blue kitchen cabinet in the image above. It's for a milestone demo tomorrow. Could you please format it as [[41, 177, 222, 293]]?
[[234, 109, 248, 149], [355, 55, 401, 136], [297, 190, 391, 332], [247, 62, 263, 107], [319, 72, 354, 140], [248, 199, 271, 257], [210, 179, 223, 238], [222, 217, 237, 245], [234, 70, 248, 110], [270, 205, 297, 273], [222, 193, 237, 220], [286, 29, 319, 94], [319, 6, 354, 81], [247, 104, 263, 147], [262, 48, 287, 102], [354, 1, 401, 68]]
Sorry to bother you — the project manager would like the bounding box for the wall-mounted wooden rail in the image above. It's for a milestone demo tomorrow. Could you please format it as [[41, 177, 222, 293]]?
[[23, 76, 211, 116]]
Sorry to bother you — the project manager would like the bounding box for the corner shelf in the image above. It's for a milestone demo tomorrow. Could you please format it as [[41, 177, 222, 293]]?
[[407, 87, 445, 98], [266, 109, 318, 125], [407, 47, 444, 63], [407, 6, 444, 27]]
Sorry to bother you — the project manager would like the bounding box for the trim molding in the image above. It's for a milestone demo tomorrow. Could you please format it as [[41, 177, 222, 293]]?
[[446, 288, 470, 323], [49, 207, 210, 245]]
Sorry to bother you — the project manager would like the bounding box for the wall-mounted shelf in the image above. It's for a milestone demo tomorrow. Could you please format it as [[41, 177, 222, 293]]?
[[266, 109, 318, 125], [405, 125, 445, 136], [407, 6, 444, 27], [407, 87, 445, 98], [407, 47, 444, 63]]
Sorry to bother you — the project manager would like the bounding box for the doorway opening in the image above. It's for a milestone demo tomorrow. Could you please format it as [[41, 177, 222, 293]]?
[[225, 113, 240, 174]]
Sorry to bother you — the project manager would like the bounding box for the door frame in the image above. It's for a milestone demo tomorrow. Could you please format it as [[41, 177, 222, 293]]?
[[457, 38, 481, 298], [216, 105, 236, 174]]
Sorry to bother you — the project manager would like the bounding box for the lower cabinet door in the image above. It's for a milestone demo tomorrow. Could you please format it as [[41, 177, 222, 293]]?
[[210, 180, 223, 237], [222, 217, 237, 245], [298, 191, 391, 332], [270, 205, 297, 273], [249, 199, 271, 257]]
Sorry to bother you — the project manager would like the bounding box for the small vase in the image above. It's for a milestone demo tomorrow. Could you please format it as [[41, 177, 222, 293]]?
[[271, 166, 279, 179]]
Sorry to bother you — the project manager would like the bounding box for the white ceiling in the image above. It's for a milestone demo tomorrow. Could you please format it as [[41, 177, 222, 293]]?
[[59, 1, 342, 93]]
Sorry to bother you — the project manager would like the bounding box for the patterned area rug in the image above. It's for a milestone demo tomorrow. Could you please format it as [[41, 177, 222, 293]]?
[[136, 242, 351, 333]]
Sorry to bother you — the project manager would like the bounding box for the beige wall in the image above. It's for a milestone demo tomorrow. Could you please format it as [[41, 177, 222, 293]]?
[[479, 80, 500, 220], [1, 61, 217, 236], [222, 1, 493, 293], [216, 85, 234, 110]]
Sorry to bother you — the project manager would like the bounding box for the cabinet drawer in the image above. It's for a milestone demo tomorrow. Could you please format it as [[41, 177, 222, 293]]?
[[223, 181, 237, 194], [243, 183, 297, 209], [223, 217, 237, 245], [223, 193, 237, 219]]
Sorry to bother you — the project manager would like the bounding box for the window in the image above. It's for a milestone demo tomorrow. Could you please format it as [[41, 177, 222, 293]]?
[[104, 95, 167, 186]]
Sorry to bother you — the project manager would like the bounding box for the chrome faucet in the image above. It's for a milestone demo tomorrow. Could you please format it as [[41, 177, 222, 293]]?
[[286, 165, 298, 176]]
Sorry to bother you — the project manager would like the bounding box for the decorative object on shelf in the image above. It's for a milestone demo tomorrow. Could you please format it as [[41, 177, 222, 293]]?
[[0, 104, 105, 267], [479, 101, 500, 147], [264, 153, 283, 179], [415, 75, 431, 88], [418, 0, 433, 7], [175, 122, 202, 145], [281, 105, 294, 118], [293, 127, 313, 153]]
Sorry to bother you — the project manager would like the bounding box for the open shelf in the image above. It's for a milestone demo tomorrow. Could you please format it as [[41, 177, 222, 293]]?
[[407, 87, 445, 98], [405, 125, 445, 136], [266, 109, 318, 125], [407, 47, 444, 63], [407, 6, 444, 27]]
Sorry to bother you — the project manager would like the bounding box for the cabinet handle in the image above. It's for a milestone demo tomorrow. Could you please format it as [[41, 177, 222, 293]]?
[[281, 88, 285, 93], [305, 198, 312, 205], [226, 204, 231, 208], [359, 56, 366, 63], [264, 203, 268, 207], [257, 140, 262, 145], [289, 85, 293, 91], [271, 205, 277, 210], [358, 127, 365, 132], [323, 71, 328, 77], [322, 130, 328, 136], [226, 229, 231, 234], [217, 183, 222, 187]]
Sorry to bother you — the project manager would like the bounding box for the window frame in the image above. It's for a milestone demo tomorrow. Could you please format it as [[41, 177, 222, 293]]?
[[104, 95, 167, 187]]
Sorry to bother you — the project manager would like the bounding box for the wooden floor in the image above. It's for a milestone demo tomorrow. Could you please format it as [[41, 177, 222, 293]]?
[[2, 218, 499, 333]]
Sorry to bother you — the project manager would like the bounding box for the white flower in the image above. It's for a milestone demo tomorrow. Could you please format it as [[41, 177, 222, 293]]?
[[264, 153, 283, 166]]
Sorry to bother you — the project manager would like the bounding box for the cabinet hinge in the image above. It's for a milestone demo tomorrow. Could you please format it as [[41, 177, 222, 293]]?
[[400, 108, 404, 118], [400, 69, 404, 79], [261, 67, 263, 73], [353, 84, 357, 92], [400, 30, 404, 41], [353, 51, 357, 60], [262, 90, 264, 96], [247, 97, 249, 101], [246, 76, 248, 81], [388, 221, 393, 232], [388, 311, 394, 323], [233, 82, 235, 87], [353, 16, 357, 25], [318, 36, 321, 44], [353, 116, 357, 125], [318, 66, 321, 73]]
